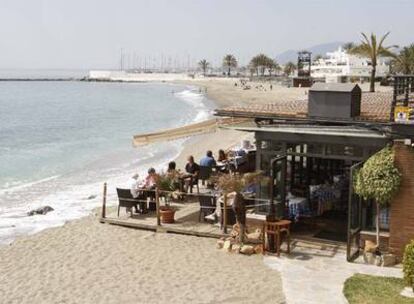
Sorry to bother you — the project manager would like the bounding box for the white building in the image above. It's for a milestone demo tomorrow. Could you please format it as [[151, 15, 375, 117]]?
[[311, 47, 390, 82]]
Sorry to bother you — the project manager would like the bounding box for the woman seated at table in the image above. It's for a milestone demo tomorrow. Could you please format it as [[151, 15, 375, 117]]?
[[142, 167, 158, 189], [217, 149, 227, 162], [183, 156, 200, 192], [216, 149, 229, 172], [166, 161, 182, 191]]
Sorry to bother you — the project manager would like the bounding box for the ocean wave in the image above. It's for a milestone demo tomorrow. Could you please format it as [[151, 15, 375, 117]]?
[[0, 175, 60, 196], [0, 83, 214, 245], [174, 88, 212, 123]]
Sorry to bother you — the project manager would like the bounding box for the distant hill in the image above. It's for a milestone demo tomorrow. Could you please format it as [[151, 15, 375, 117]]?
[[276, 41, 346, 64]]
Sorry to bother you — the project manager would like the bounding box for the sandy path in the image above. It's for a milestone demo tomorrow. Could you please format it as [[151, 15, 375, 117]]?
[[0, 215, 284, 304]]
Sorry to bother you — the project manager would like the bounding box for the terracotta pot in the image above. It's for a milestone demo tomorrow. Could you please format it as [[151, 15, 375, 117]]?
[[159, 206, 175, 223]]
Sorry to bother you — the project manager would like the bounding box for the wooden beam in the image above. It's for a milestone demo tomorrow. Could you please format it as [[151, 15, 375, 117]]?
[[102, 182, 107, 219], [155, 188, 161, 226]]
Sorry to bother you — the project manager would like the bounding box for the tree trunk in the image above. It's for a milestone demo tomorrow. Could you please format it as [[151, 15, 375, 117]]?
[[376, 201, 380, 247], [228, 67, 230, 76], [232, 192, 246, 243], [370, 65, 376, 92]]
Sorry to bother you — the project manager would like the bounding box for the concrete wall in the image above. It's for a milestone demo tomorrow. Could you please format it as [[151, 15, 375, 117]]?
[[389, 142, 414, 258]]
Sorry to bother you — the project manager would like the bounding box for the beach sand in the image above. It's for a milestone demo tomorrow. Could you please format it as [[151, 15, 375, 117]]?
[[0, 77, 289, 304], [0, 214, 284, 304]]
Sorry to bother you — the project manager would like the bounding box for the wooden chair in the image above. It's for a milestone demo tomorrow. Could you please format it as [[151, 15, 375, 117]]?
[[116, 188, 146, 217], [262, 220, 291, 257], [198, 194, 216, 222]]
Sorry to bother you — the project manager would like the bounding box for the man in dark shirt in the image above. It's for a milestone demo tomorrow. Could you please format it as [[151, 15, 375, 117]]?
[[184, 155, 200, 192]]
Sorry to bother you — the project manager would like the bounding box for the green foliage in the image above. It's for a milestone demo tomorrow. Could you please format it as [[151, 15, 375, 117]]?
[[403, 240, 414, 291], [283, 61, 296, 76], [249, 54, 278, 76], [393, 44, 414, 75], [343, 274, 413, 304], [198, 59, 210, 75], [155, 174, 175, 192], [348, 32, 397, 92], [354, 146, 401, 205], [222, 54, 237, 75]]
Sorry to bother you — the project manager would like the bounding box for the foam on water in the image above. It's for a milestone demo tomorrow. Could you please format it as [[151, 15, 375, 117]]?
[[0, 83, 214, 245], [174, 87, 212, 123]]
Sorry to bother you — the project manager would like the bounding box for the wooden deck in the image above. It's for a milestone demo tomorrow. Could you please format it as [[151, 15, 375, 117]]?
[[100, 201, 229, 239]]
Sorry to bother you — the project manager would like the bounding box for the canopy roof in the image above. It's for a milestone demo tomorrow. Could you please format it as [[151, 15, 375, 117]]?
[[221, 121, 388, 139]]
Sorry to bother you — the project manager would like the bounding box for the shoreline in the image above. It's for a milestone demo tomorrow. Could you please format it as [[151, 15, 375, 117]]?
[[0, 82, 211, 246], [0, 80, 241, 246], [0, 78, 286, 304]]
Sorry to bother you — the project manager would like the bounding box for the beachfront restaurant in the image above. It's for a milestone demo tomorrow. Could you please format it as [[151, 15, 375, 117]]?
[[215, 79, 414, 261]]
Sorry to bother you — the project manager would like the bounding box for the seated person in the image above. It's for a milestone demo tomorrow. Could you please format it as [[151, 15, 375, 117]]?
[[143, 167, 158, 189], [166, 161, 180, 177], [216, 149, 229, 172], [217, 149, 227, 162], [200, 150, 217, 167], [184, 156, 200, 191], [129, 173, 141, 198], [166, 161, 182, 191]]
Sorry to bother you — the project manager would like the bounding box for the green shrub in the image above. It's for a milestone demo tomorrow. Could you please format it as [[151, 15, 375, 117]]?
[[403, 240, 414, 291], [354, 146, 401, 205]]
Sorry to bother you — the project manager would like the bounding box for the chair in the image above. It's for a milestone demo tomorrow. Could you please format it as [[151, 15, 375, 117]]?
[[116, 188, 146, 217], [198, 194, 216, 222], [185, 175, 199, 194], [262, 220, 291, 257], [198, 166, 212, 186]]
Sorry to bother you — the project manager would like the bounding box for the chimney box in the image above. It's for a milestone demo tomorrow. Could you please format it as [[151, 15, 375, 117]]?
[[308, 83, 361, 119]]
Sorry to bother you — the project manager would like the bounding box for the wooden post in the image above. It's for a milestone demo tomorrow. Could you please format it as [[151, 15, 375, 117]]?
[[155, 187, 161, 226], [101, 182, 107, 219], [223, 192, 228, 234]]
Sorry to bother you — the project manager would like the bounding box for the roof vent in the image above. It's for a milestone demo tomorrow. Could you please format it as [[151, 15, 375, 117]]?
[[308, 83, 361, 120]]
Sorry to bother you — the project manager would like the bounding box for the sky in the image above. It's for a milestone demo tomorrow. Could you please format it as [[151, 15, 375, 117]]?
[[0, 0, 413, 70]]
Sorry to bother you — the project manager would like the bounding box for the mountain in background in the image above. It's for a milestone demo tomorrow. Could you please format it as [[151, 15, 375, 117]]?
[[276, 41, 345, 64]]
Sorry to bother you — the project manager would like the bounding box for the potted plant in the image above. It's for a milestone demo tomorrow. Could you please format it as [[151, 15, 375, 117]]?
[[155, 174, 176, 224], [213, 171, 264, 243], [354, 146, 401, 260]]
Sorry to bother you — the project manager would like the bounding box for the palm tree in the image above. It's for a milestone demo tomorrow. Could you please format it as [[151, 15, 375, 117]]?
[[393, 44, 414, 75], [283, 61, 297, 76], [267, 59, 280, 77], [342, 42, 356, 52], [249, 54, 272, 76], [348, 32, 397, 92], [198, 59, 210, 76], [222, 54, 237, 76]]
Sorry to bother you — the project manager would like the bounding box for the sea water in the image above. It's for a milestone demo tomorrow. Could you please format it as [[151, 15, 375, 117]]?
[[0, 78, 213, 244]]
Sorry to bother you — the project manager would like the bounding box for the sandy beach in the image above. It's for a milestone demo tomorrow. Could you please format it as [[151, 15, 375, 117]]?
[[0, 77, 289, 304], [0, 214, 284, 304]]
